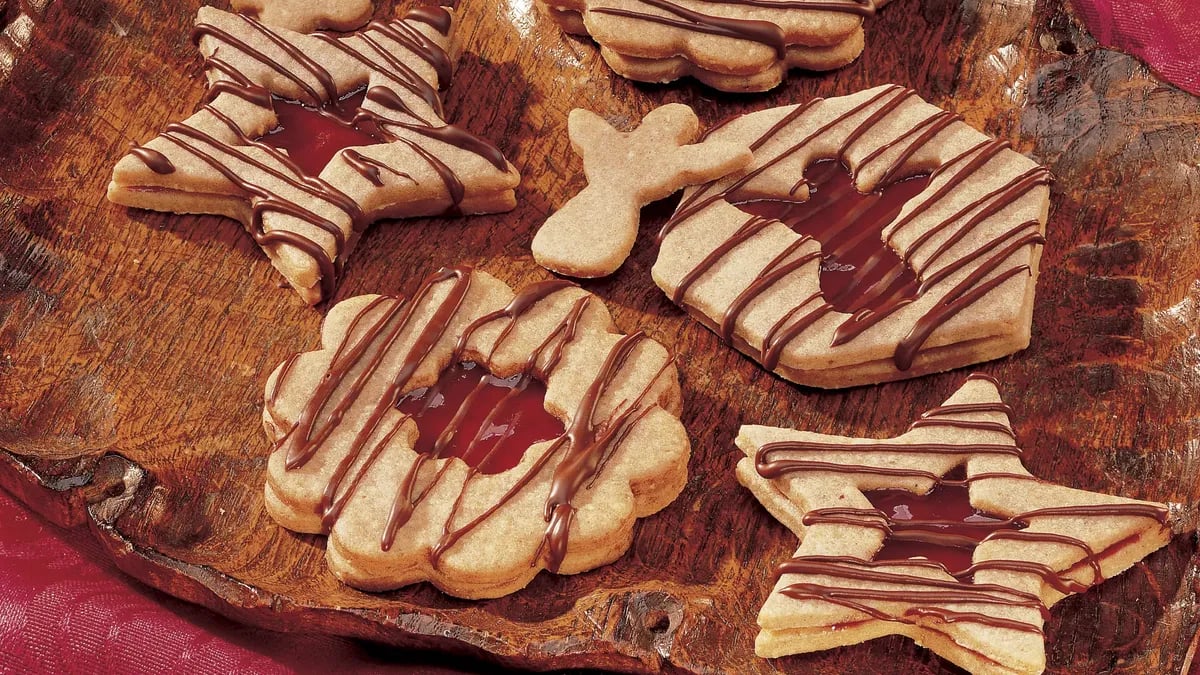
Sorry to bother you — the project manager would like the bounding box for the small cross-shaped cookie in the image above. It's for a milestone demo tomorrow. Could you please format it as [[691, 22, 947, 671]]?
[[532, 104, 752, 278]]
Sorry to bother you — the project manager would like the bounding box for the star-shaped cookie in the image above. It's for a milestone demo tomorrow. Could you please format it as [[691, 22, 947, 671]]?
[[736, 374, 1180, 674], [532, 103, 752, 278], [263, 267, 690, 598], [108, 6, 520, 305]]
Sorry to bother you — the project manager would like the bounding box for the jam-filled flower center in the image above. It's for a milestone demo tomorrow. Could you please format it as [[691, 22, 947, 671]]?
[[396, 361, 565, 475]]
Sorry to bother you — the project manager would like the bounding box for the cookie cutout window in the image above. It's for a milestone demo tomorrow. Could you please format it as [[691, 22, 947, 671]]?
[[108, 7, 519, 305], [653, 85, 1051, 388], [260, 88, 384, 178], [736, 374, 1182, 674], [861, 478, 1022, 575], [263, 268, 690, 598], [394, 360, 564, 475], [728, 159, 931, 316]]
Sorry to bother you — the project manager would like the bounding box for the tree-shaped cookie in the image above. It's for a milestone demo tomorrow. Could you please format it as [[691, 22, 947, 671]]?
[[735, 374, 1182, 674], [230, 0, 373, 32], [540, 0, 894, 92], [532, 103, 751, 278], [263, 267, 690, 598], [654, 85, 1050, 388], [108, 6, 520, 305]]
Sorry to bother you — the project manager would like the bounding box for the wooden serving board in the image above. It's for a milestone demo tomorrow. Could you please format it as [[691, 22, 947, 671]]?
[[2, 0, 1198, 672]]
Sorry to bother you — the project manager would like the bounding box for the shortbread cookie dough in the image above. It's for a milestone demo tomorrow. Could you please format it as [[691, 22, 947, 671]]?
[[230, 0, 373, 33], [541, 0, 891, 92], [532, 103, 752, 278], [653, 84, 1050, 388], [736, 374, 1181, 675], [109, 6, 520, 305], [595, 33, 866, 93], [263, 267, 690, 598]]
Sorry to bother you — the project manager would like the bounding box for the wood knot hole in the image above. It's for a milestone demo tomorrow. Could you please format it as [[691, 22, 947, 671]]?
[[645, 609, 671, 634]]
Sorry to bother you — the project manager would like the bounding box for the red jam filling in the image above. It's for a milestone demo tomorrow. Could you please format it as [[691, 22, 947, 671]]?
[[395, 361, 564, 474], [259, 88, 382, 177], [864, 482, 1022, 575], [732, 159, 931, 315]]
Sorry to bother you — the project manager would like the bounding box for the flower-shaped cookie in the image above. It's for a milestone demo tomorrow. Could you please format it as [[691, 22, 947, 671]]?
[[108, 6, 520, 305], [542, 0, 893, 92], [736, 375, 1179, 674], [263, 268, 690, 598], [653, 84, 1050, 388]]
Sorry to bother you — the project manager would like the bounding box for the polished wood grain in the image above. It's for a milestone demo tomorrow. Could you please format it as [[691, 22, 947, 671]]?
[[2, 0, 1198, 672]]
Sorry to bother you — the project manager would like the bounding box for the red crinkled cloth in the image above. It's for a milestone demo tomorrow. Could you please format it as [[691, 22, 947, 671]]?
[[0, 489, 461, 673], [1071, 0, 1200, 95]]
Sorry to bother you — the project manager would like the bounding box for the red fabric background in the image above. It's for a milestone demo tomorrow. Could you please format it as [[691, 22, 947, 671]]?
[[0, 489, 471, 674], [1070, 0, 1200, 95], [3, 2, 1198, 673]]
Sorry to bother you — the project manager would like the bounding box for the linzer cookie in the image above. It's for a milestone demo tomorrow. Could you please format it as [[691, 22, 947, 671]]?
[[262, 267, 690, 598], [540, 0, 891, 92], [736, 374, 1182, 675], [653, 85, 1050, 388], [532, 103, 752, 278], [229, 0, 373, 32], [108, 6, 520, 305]]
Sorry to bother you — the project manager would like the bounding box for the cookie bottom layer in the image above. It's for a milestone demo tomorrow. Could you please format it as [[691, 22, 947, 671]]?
[[680, 296, 1034, 389], [108, 182, 517, 304], [756, 624, 1027, 675], [550, 7, 865, 92], [599, 33, 864, 93], [264, 448, 689, 599]]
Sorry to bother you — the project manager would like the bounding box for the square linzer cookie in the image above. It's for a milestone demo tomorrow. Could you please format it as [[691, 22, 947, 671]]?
[[108, 6, 520, 305], [540, 0, 894, 92], [735, 374, 1183, 674], [653, 84, 1051, 388], [262, 267, 690, 599]]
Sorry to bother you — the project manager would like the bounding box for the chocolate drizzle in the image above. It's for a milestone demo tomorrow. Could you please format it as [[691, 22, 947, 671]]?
[[129, 145, 175, 174], [128, 7, 509, 300], [731, 160, 931, 317], [269, 270, 673, 573], [660, 85, 1049, 372], [588, 0, 877, 60], [407, 6, 454, 34], [342, 148, 412, 187], [753, 374, 1170, 637]]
